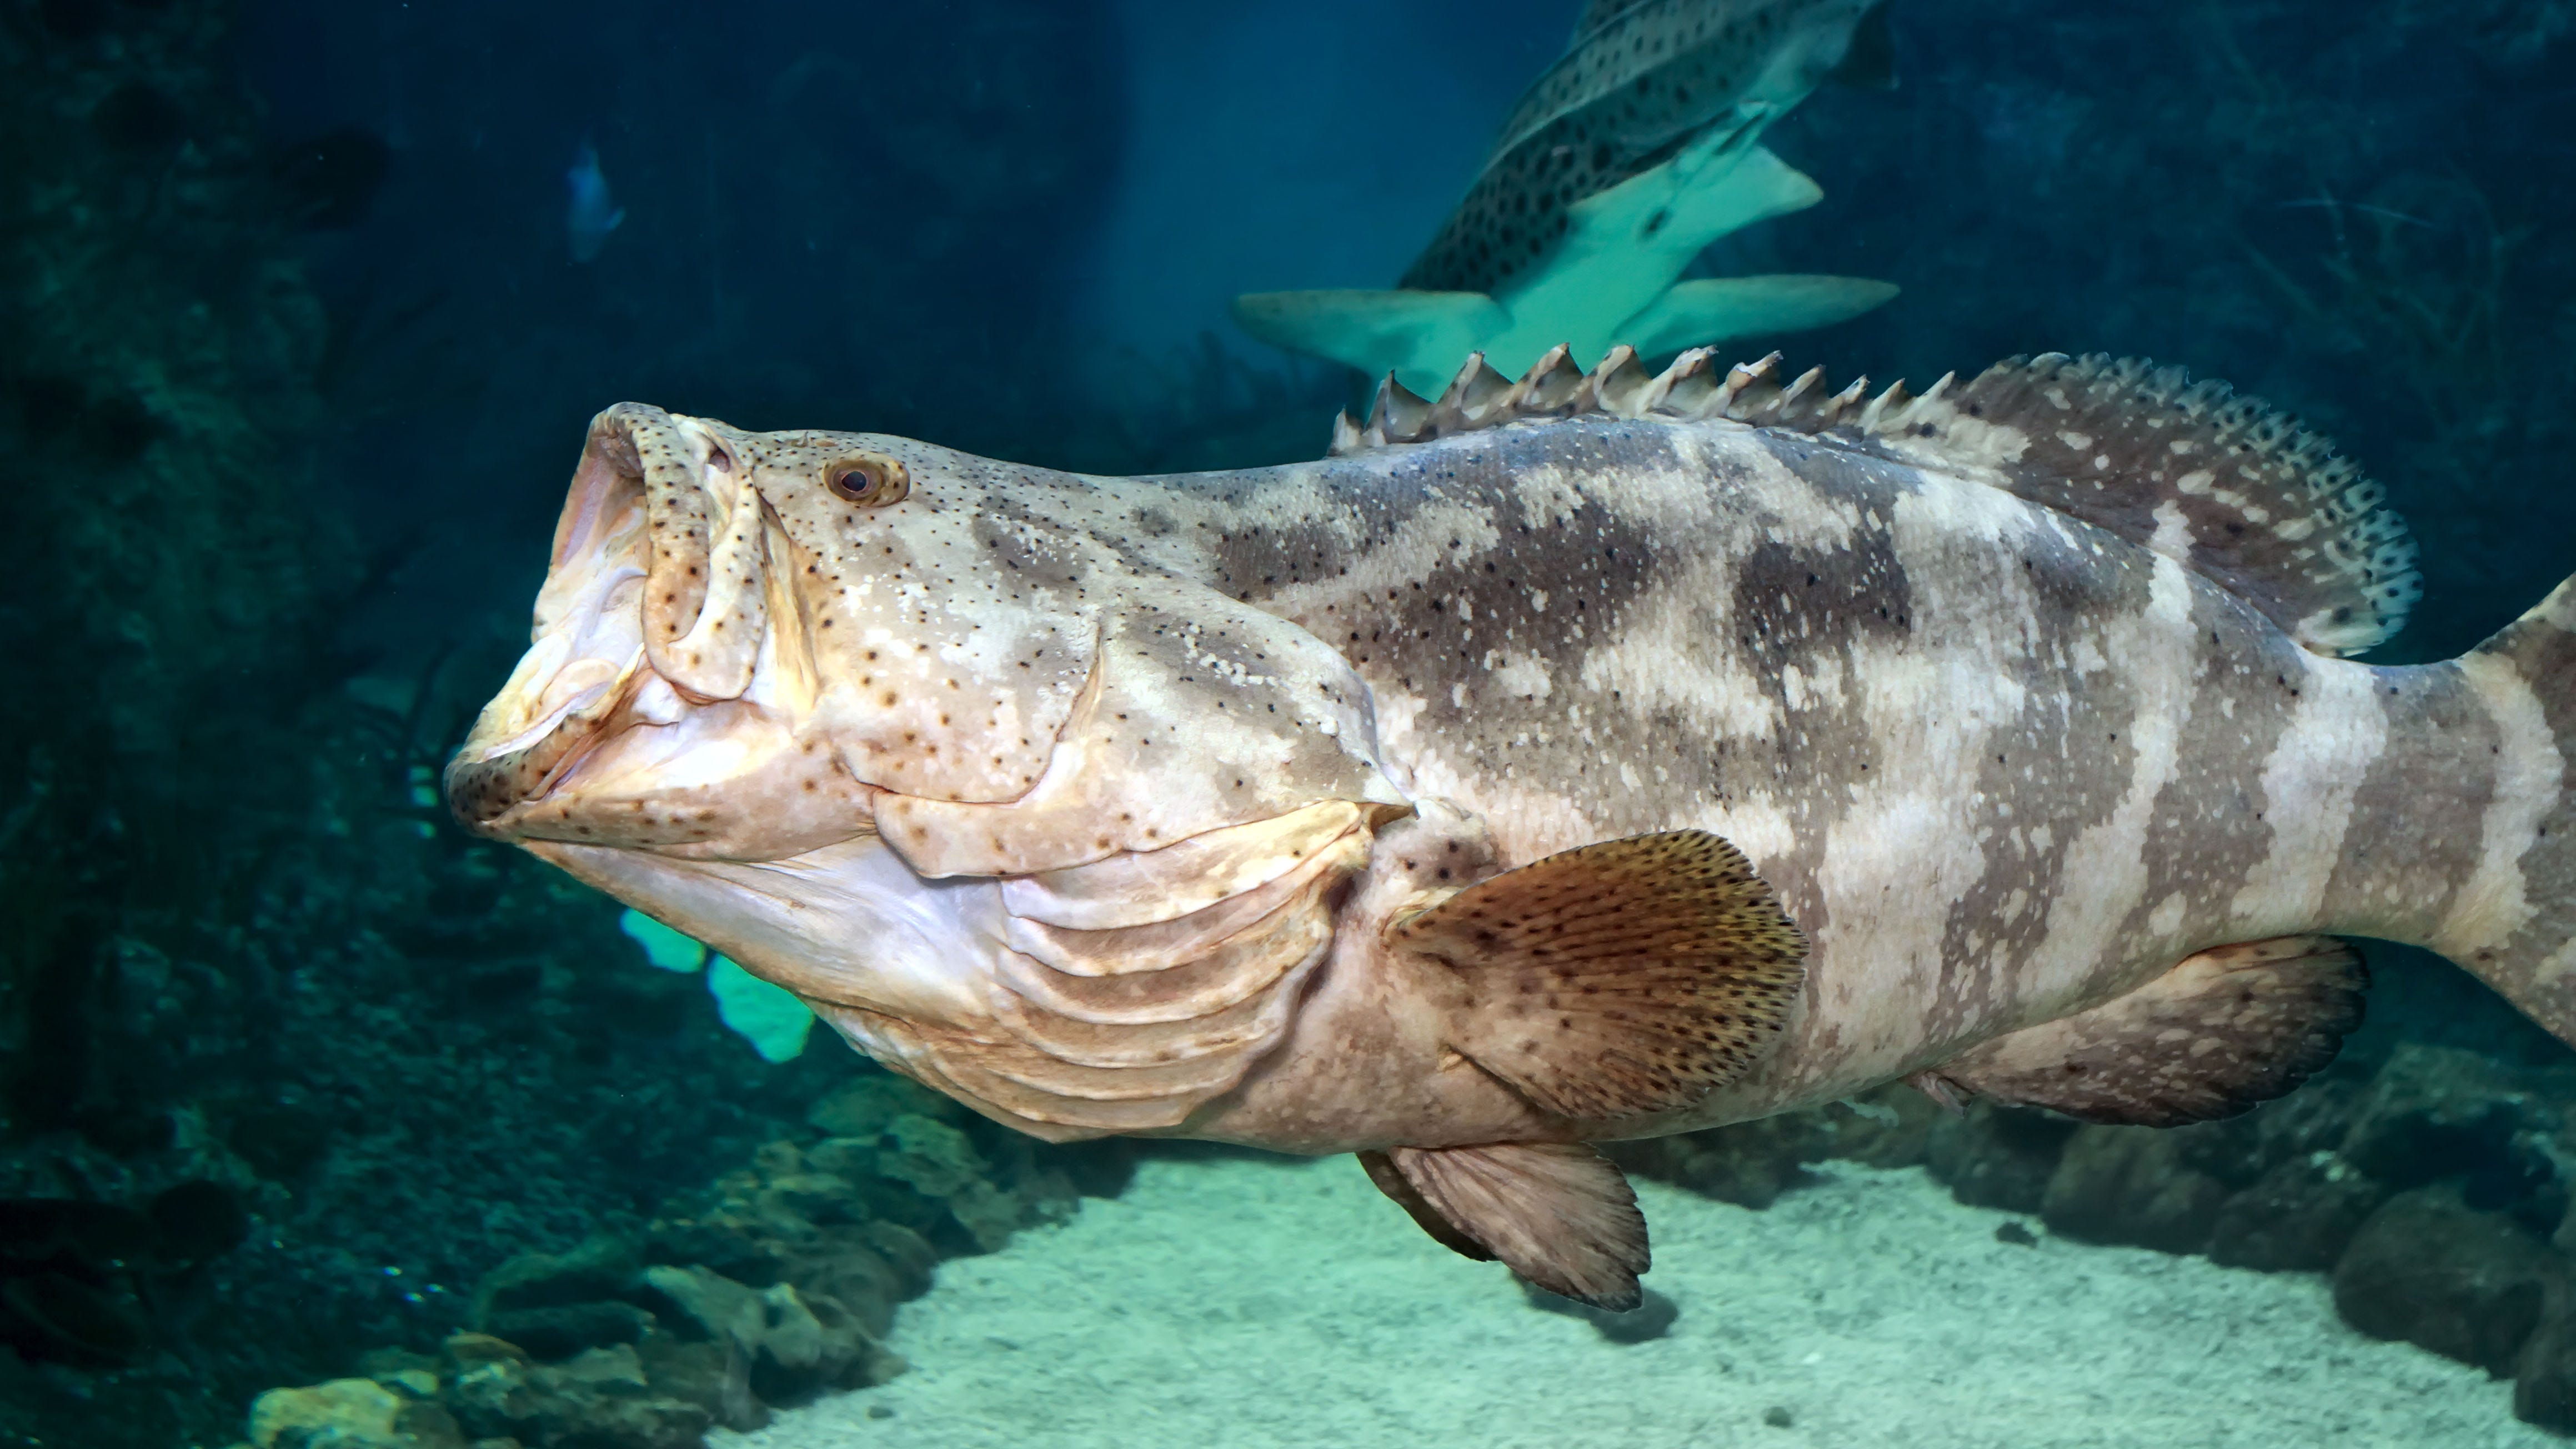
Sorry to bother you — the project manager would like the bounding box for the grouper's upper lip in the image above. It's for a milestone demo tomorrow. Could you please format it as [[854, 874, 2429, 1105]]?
[[475, 674, 614, 763]]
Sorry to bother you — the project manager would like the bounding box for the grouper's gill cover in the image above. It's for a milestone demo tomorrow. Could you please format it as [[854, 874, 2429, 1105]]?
[[452, 342, 2576, 1313]]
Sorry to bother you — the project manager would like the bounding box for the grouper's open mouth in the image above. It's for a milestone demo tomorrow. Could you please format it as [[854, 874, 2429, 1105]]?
[[443, 403, 877, 859]]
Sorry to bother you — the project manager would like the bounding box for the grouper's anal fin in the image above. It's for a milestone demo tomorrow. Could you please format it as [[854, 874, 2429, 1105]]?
[[1622, 274, 1900, 357], [1359, 1141, 1650, 1310], [1229, 289, 1506, 387], [1918, 935, 2368, 1127]]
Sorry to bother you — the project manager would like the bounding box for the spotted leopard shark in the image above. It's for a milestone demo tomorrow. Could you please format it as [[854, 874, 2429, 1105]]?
[[1234, 0, 1900, 393], [448, 344, 2575, 1309]]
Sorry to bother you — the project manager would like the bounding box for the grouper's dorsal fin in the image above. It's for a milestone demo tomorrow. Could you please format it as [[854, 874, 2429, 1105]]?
[[1329, 347, 2421, 658], [1860, 354, 2420, 657], [1330, 344, 1872, 457]]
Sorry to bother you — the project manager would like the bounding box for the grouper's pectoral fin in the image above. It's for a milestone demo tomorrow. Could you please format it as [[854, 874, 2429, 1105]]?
[[1389, 830, 1808, 1121], [1358, 1142, 1649, 1310], [1229, 288, 1507, 386], [1919, 935, 2369, 1127], [1621, 274, 1899, 358]]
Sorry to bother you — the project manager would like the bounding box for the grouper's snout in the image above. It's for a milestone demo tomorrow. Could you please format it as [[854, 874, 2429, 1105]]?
[[444, 403, 671, 835], [443, 404, 877, 860]]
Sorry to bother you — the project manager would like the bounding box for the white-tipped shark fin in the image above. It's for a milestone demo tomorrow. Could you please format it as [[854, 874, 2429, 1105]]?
[[1229, 289, 1506, 382], [1623, 275, 1900, 357]]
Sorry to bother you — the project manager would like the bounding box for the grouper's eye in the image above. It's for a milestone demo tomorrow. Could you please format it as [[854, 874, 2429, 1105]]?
[[827, 453, 909, 507]]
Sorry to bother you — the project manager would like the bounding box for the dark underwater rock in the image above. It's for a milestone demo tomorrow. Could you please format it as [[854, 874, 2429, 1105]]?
[[470, 1234, 658, 1362], [2517, 1298, 2576, 1432], [477, 1235, 645, 1322], [244, 1377, 469, 1449], [443, 1341, 712, 1449], [1604, 1113, 1828, 1210], [2339, 1043, 2536, 1189], [393, 1077, 1102, 1441], [640, 1264, 899, 1407], [2041, 1127, 2228, 1254], [1926, 1103, 2077, 1214], [2168, 1078, 2364, 1190], [149, 1180, 249, 1264], [481, 1302, 655, 1362], [0, 1271, 149, 1365], [2207, 1152, 2391, 1273], [2333, 1185, 2558, 1374], [1822, 1087, 1944, 1169]]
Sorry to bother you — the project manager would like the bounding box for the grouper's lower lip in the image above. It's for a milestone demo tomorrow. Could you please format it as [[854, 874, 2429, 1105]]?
[[444, 709, 605, 833], [444, 663, 644, 835]]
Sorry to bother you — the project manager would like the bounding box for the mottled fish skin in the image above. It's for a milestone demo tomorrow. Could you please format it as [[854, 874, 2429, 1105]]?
[[448, 371, 2576, 1165], [1110, 418, 2535, 1146], [1400, 0, 1884, 295]]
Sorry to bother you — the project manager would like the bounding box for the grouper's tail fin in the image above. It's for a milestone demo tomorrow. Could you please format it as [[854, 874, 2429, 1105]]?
[[2432, 577, 2576, 1041]]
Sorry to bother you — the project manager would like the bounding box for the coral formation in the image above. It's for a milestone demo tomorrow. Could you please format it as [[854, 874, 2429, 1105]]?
[[233, 1071, 1124, 1448]]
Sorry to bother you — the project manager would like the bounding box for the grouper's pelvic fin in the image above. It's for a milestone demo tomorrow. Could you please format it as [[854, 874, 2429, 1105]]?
[[1356, 830, 1805, 1309], [1334, 346, 2423, 658], [1360, 1142, 1649, 1310]]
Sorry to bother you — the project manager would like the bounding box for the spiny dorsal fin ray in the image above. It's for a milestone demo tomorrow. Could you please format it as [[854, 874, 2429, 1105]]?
[[1323, 346, 2420, 657], [1433, 352, 1513, 435]]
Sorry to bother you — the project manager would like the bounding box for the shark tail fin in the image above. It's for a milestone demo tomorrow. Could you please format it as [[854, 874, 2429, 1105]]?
[[1623, 276, 1899, 358]]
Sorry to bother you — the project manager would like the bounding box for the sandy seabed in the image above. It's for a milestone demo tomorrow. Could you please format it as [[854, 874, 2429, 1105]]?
[[718, 1153, 2552, 1449]]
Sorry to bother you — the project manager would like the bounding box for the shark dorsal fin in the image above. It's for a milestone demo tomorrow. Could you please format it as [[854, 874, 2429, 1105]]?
[[1329, 348, 2420, 658], [1571, 0, 1654, 39]]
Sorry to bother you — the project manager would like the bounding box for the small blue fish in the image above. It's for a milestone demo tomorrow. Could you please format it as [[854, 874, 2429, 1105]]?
[[565, 141, 624, 263]]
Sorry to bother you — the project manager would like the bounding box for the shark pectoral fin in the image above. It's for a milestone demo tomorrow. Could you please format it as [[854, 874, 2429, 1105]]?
[[1390, 830, 1807, 1121], [1922, 935, 2369, 1128], [1635, 145, 1825, 246], [1360, 1141, 1648, 1310], [1622, 275, 1900, 356], [1229, 288, 1507, 377]]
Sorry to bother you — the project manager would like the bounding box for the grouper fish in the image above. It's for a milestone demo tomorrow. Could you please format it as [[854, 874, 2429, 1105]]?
[[447, 343, 2576, 1309], [1234, 0, 1899, 394]]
